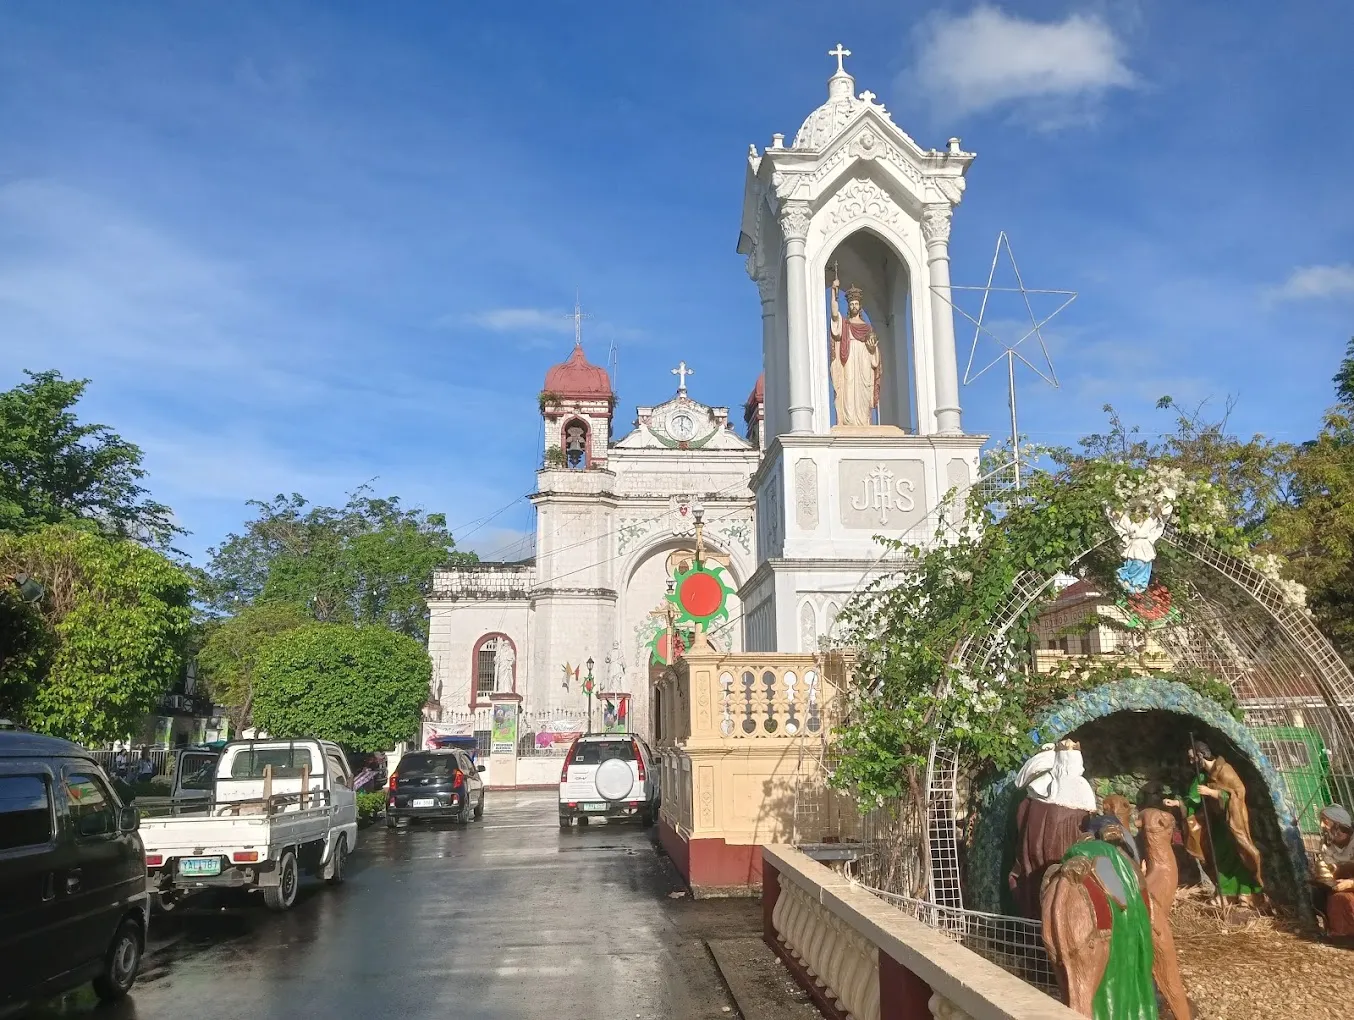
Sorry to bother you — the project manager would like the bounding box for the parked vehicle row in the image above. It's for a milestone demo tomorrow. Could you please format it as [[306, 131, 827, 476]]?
[[0, 733, 362, 1014]]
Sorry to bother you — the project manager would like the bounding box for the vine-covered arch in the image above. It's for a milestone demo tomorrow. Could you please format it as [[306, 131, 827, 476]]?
[[925, 523, 1354, 914]]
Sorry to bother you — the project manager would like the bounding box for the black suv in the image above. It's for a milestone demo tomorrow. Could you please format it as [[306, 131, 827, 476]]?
[[386, 749, 485, 826], [0, 732, 149, 1011]]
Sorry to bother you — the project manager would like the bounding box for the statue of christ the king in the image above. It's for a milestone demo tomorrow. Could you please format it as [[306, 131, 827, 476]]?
[[829, 274, 881, 426]]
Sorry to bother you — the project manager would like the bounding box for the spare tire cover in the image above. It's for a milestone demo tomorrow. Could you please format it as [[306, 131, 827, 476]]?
[[595, 758, 634, 801]]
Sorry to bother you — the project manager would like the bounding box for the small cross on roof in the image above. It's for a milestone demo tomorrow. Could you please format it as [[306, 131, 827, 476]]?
[[829, 43, 851, 75]]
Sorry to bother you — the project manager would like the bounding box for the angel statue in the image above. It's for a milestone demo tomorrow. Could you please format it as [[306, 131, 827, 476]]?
[[1107, 506, 1170, 595]]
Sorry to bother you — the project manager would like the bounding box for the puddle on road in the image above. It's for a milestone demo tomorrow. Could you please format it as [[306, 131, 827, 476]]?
[[557, 844, 639, 855]]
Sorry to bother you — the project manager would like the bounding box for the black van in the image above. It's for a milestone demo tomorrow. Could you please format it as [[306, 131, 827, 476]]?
[[0, 731, 149, 1011]]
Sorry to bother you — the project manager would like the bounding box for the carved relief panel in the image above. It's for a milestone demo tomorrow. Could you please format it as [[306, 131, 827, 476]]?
[[838, 459, 927, 531]]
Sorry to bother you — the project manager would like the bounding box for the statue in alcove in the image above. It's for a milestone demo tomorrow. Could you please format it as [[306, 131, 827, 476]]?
[[1165, 740, 1265, 906], [828, 272, 881, 427], [564, 422, 587, 468]]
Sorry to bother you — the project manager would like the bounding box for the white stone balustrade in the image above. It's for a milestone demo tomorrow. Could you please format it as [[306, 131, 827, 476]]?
[[764, 845, 1080, 1020]]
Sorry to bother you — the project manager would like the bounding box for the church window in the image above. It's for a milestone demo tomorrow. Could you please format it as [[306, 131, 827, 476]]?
[[476, 649, 497, 696], [563, 418, 589, 469]]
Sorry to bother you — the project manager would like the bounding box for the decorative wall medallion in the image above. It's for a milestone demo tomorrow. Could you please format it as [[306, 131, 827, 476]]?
[[819, 177, 903, 236], [946, 457, 970, 494], [794, 458, 819, 530], [838, 459, 927, 530], [723, 518, 753, 554], [618, 518, 650, 554]]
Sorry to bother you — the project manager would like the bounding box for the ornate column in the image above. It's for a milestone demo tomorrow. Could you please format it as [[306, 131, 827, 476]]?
[[923, 203, 963, 435], [780, 201, 814, 434], [747, 249, 780, 442]]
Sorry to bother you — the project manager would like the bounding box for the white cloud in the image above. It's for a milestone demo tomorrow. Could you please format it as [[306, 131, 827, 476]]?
[[910, 6, 1134, 122], [466, 308, 574, 334], [1270, 264, 1354, 301]]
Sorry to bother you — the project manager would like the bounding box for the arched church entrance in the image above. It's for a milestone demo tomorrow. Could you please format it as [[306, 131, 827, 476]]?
[[619, 535, 745, 740]]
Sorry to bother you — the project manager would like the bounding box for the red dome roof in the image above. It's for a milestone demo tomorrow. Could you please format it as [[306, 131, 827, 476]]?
[[543, 345, 612, 399], [745, 373, 765, 409]]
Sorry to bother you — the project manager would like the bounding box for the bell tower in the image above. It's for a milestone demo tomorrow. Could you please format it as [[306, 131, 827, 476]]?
[[737, 45, 987, 653], [540, 301, 613, 469]]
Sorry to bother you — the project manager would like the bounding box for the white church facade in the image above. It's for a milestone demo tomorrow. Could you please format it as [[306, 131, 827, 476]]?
[[426, 352, 763, 742], [426, 45, 985, 741]]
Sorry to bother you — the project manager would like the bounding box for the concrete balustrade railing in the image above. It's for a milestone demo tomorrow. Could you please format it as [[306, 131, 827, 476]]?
[[764, 845, 1080, 1020], [652, 650, 856, 896]]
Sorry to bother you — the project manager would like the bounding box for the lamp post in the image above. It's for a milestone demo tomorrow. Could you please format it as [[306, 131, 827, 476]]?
[[692, 507, 705, 566], [584, 656, 595, 734], [665, 580, 676, 665]]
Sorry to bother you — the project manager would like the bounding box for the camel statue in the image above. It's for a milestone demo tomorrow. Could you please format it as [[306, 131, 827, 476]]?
[[1040, 817, 1157, 1019], [1139, 807, 1194, 1020]]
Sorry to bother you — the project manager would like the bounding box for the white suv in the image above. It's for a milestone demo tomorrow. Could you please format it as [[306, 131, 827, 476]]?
[[558, 734, 659, 828]]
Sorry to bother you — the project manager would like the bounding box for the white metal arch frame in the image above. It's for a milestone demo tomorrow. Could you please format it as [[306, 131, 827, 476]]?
[[924, 524, 1354, 911]]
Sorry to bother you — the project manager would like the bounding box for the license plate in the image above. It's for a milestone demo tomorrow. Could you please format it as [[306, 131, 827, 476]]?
[[582, 802, 607, 812], [411, 798, 436, 808], [179, 857, 221, 877]]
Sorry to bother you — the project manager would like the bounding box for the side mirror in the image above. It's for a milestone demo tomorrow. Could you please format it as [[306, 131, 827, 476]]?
[[78, 812, 110, 837], [476, 765, 486, 774], [119, 806, 140, 832]]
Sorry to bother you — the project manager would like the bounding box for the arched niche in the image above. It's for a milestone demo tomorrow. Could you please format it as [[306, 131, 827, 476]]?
[[561, 417, 591, 469], [469, 633, 517, 708], [820, 225, 918, 432]]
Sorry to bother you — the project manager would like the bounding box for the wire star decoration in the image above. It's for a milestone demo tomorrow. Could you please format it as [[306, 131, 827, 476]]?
[[934, 231, 1077, 388]]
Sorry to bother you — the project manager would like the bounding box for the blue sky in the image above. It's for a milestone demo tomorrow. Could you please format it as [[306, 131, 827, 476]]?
[[1, 1, 1351, 562]]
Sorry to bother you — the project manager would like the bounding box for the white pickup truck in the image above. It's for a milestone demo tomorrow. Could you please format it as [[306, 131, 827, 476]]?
[[139, 738, 358, 911]]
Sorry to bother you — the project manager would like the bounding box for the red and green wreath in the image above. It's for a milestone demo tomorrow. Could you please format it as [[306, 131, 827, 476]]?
[[668, 560, 734, 629], [649, 627, 693, 666], [1118, 583, 1179, 630]]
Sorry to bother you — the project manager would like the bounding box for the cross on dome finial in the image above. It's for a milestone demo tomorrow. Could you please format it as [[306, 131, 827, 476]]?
[[828, 43, 851, 75], [671, 360, 693, 394]]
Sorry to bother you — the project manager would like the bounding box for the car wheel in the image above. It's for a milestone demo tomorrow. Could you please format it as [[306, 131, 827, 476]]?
[[92, 916, 143, 1001], [325, 834, 348, 886], [385, 813, 397, 829], [473, 794, 484, 821], [578, 815, 590, 827], [263, 850, 300, 911], [638, 807, 653, 828], [559, 814, 570, 829]]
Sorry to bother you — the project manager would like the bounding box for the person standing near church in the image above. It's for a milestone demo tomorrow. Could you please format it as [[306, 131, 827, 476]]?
[[829, 274, 880, 427]]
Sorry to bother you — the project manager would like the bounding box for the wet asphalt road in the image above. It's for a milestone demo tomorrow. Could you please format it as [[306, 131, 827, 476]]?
[[26, 791, 757, 1019]]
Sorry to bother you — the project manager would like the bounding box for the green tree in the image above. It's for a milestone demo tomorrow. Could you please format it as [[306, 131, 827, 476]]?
[[251, 623, 431, 751], [1062, 397, 1293, 542], [0, 525, 192, 744], [1270, 338, 1354, 658], [0, 370, 177, 545], [199, 488, 475, 642], [195, 602, 311, 731]]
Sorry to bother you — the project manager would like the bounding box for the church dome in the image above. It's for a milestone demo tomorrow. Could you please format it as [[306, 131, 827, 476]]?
[[543, 345, 612, 399], [792, 66, 862, 151]]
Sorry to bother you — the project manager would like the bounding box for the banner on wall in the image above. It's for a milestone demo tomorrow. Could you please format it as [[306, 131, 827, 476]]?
[[491, 703, 519, 756]]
